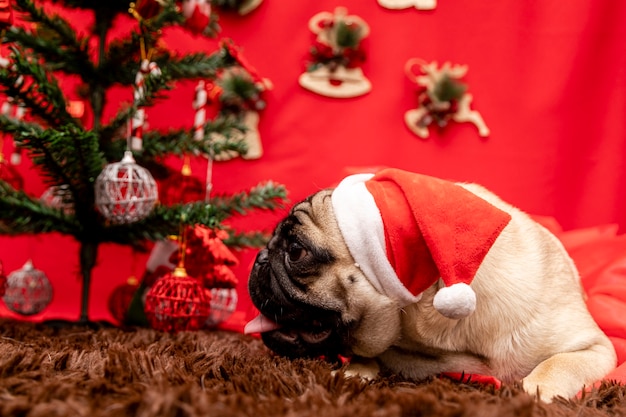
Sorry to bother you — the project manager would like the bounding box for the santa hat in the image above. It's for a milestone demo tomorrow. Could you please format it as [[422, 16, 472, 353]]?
[[330, 168, 511, 319]]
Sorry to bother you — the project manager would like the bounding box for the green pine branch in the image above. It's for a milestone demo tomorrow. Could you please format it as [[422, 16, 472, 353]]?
[[166, 51, 229, 80], [9, 0, 94, 76], [13, 125, 105, 193], [99, 201, 221, 244], [209, 181, 288, 217], [0, 182, 79, 235], [139, 118, 249, 158], [0, 47, 76, 127], [223, 230, 272, 249]]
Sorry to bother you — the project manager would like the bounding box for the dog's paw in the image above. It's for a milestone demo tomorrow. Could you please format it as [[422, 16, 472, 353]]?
[[336, 359, 380, 380], [521, 377, 560, 403], [522, 373, 579, 403]]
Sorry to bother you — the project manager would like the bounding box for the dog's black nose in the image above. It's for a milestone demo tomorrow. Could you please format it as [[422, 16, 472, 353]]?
[[256, 248, 269, 264]]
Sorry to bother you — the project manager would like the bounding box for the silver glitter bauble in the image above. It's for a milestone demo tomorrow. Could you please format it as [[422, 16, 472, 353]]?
[[3, 260, 53, 316], [95, 151, 158, 224]]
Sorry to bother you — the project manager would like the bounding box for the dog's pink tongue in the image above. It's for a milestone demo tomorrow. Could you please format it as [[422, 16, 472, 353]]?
[[244, 314, 282, 334]]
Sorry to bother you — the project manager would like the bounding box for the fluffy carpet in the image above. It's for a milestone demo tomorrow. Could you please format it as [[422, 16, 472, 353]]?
[[0, 319, 625, 417]]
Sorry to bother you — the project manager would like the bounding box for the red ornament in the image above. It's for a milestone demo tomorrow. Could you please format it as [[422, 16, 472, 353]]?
[[0, 157, 23, 190], [0, 0, 13, 30], [144, 266, 211, 332], [170, 226, 239, 289], [159, 163, 205, 205], [108, 276, 140, 324], [133, 0, 163, 19], [221, 40, 267, 86], [180, 0, 212, 35]]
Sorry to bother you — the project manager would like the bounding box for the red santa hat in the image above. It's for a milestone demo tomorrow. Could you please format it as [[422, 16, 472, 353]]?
[[330, 168, 512, 319]]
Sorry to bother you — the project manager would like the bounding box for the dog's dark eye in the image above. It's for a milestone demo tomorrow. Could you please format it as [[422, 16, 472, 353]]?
[[287, 242, 307, 263]]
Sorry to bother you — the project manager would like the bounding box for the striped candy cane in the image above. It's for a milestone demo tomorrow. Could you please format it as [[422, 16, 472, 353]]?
[[131, 59, 161, 151], [192, 80, 208, 142]]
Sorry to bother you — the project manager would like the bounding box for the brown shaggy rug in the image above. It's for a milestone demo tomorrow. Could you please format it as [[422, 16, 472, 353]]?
[[1, 319, 625, 417]]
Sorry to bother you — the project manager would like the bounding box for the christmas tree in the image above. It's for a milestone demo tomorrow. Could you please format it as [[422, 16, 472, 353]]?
[[0, 0, 286, 324]]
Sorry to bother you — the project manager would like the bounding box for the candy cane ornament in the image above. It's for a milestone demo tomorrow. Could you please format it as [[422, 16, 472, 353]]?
[[131, 59, 161, 151], [192, 80, 208, 142]]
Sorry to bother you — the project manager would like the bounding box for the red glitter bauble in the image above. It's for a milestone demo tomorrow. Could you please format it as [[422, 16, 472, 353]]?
[[108, 276, 140, 324], [159, 169, 205, 205], [144, 267, 211, 333]]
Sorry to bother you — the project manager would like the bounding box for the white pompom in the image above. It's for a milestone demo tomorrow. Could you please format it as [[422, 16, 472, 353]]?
[[432, 282, 476, 319]]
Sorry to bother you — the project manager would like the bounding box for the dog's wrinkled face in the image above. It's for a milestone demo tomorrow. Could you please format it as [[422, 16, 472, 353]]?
[[248, 189, 401, 359]]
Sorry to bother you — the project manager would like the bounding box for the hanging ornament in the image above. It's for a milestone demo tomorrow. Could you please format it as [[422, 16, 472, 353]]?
[[205, 287, 238, 327], [131, 59, 161, 151], [299, 7, 371, 98], [159, 157, 205, 205], [210, 69, 265, 161], [123, 238, 179, 326], [40, 184, 74, 215], [108, 276, 140, 324], [94, 150, 158, 224], [2, 260, 53, 316], [378, 0, 436, 11], [404, 59, 489, 139], [144, 266, 211, 332], [180, 0, 218, 37], [169, 226, 239, 289], [201, 41, 272, 161], [130, 0, 164, 20], [192, 80, 211, 143]]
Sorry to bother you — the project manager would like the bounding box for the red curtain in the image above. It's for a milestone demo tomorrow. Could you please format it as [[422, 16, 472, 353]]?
[[0, 1, 625, 328]]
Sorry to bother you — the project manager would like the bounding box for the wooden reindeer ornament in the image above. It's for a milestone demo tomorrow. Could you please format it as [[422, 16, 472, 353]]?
[[404, 59, 489, 139]]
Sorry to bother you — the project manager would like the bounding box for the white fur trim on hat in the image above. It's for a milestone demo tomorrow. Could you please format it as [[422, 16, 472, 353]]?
[[432, 283, 476, 319], [331, 173, 422, 307]]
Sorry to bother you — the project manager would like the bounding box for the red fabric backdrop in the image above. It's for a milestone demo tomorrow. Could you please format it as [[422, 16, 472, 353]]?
[[0, 1, 625, 330]]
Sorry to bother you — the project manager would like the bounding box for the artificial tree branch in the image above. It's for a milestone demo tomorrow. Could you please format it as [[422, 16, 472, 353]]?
[[0, 182, 80, 235], [0, 48, 76, 127], [223, 230, 274, 249], [209, 181, 288, 218], [10, 0, 95, 77]]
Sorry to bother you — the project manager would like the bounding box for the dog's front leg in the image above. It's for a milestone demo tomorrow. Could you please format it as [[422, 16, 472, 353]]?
[[522, 342, 616, 402]]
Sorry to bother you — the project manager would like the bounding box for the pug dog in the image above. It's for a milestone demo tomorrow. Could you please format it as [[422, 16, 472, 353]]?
[[245, 168, 616, 402]]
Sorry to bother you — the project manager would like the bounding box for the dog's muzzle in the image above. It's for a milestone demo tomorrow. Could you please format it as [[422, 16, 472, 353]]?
[[246, 248, 350, 359]]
